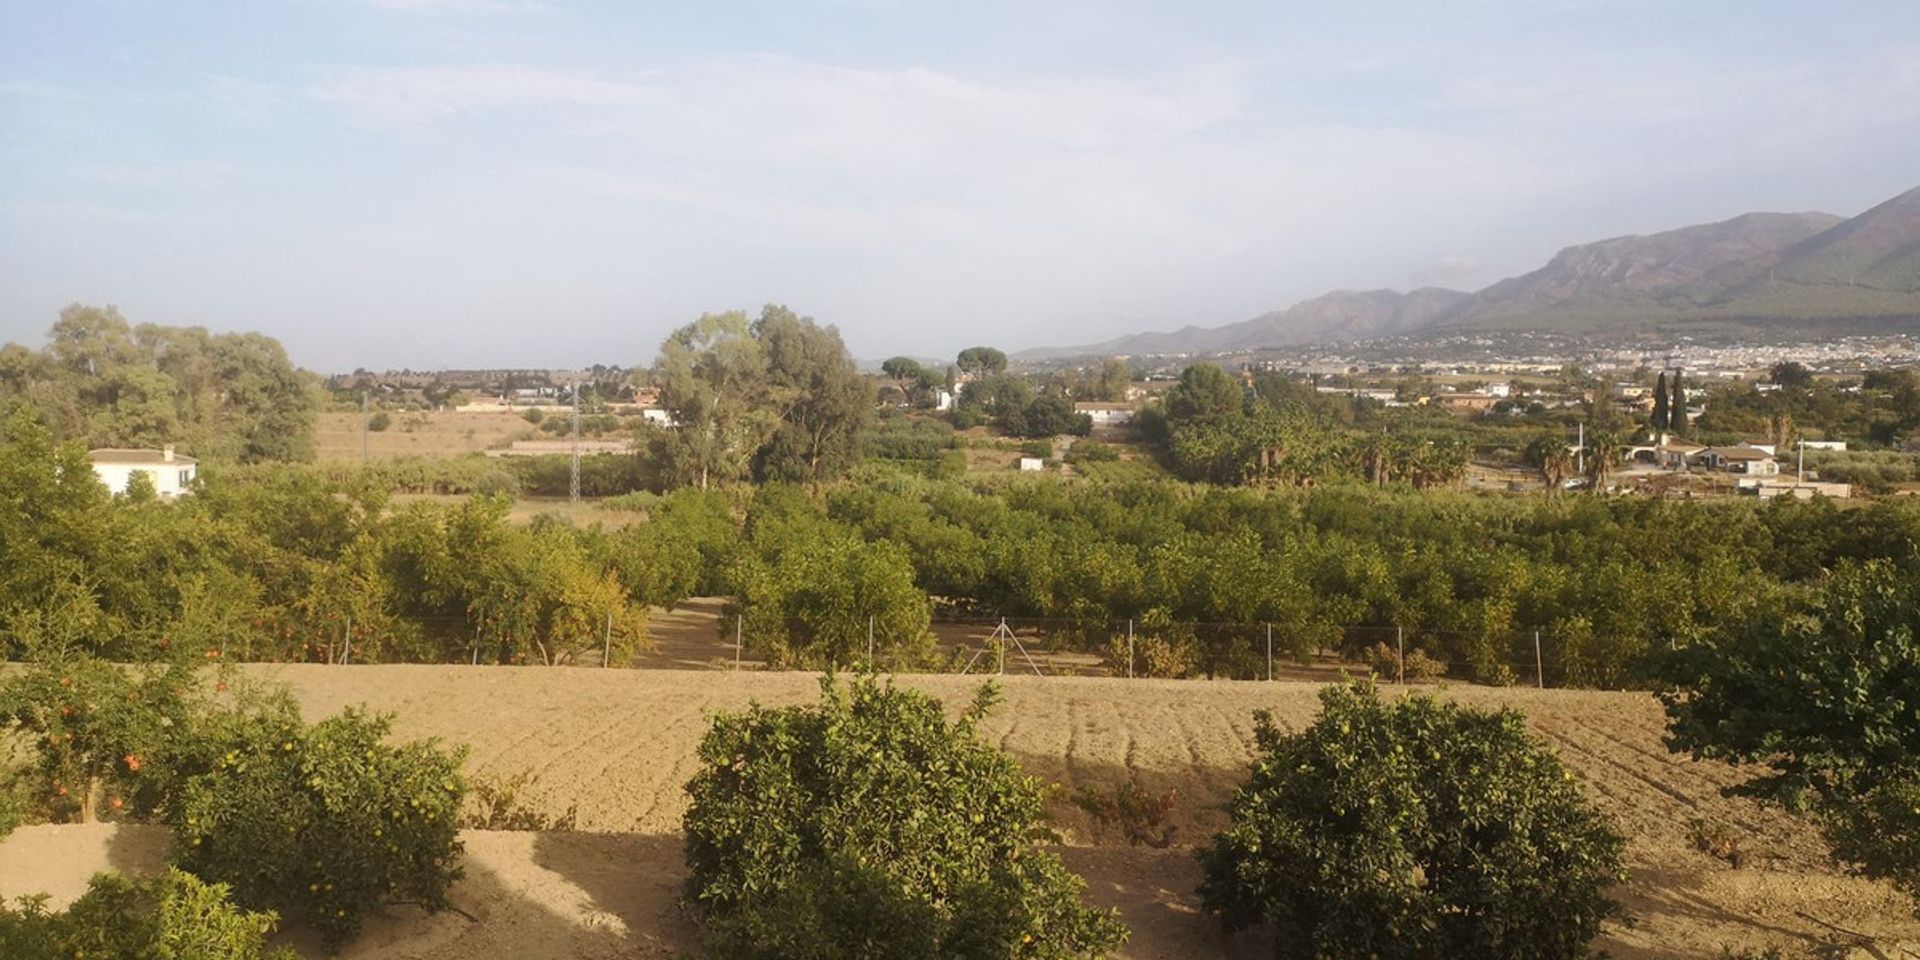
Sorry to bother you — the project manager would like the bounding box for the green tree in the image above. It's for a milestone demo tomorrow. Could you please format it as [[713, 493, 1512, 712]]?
[[956, 346, 1008, 378], [651, 311, 774, 489], [1661, 560, 1920, 907], [683, 675, 1128, 959], [1163, 363, 1243, 425], [753, 305, 873, 483], [1651, 371, 1670, 431], [171, 703, 467, 949], [0, 869, 296, 960], [1670, 372, 1689, 435], [881, 356, 930, 404], [1525, 434, 1573, 492], [1199, 681, 1626, 960]]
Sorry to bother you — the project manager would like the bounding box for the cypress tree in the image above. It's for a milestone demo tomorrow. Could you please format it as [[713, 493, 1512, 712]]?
[[1651, 371, 1670, 432], [1670, 371, 1689, 435]]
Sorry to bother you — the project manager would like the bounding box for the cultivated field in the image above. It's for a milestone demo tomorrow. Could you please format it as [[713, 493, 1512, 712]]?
[[314, 410, 533, 462], [4, 667, 1918, 959]]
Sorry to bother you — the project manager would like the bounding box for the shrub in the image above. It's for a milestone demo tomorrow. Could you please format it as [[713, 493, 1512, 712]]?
[[0, 869, 295, 960], [683, 674, 1127, 959], [170, 702, 467, 949], [1069, 782, 1177, 848], [1019, 439, 1053, 459], [1065, 440, 1119, 464], [0, 656, 203, 823], [1198, 681, 1626, 960], [462, 771, 578, 831], [521, 407, 545, 424], [1363, 642, 1448, 682], [366, 411, 392, 432], [1661, 560, 1920, 908]]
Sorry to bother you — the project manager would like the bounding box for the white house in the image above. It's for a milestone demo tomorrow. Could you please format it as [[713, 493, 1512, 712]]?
[[89, 446, 197, 498], [1799, 440, 1847, 452], [641, 407, 676, 427], [1018, 457, 1045, 471], [1073, 402, 1134, 426], [1485, 382, 1512, 398], [934, 388, 955, 412]]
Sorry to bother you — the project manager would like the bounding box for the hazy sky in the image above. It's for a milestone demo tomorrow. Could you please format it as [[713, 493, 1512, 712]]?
[[4, 1, 1918, 372]]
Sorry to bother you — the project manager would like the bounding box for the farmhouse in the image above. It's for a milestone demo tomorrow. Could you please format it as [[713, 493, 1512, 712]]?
[[1692, 444, 1780, 476], [88, 445, 197, 498], [1628, 434, 1706, 470], [1073, 402, 1135, 426]]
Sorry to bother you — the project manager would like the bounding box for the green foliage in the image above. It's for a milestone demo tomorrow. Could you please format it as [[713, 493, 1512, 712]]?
[[366, 410, 392, 432], [1198, 681, 1627, 960], [171, 704, 467, 949], [956, 346, 1008, 377], [731, 513, 932, 668], [683, 674, 1127, 959], [0, 656, 204, 822], [1661, 559, 1920, 907], [521, 407, 545, 424], [0, 869, 296, 960], [0, 304, 318, 463]]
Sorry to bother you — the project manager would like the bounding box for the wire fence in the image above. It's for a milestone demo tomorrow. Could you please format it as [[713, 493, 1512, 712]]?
[[195, 607, 1659, 690]]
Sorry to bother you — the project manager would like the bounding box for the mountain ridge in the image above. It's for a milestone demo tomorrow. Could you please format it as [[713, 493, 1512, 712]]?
[[1019, 184, 1920, 360]]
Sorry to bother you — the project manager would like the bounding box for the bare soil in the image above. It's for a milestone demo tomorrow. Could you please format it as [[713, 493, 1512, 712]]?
[[4, 667, 1917, 959]]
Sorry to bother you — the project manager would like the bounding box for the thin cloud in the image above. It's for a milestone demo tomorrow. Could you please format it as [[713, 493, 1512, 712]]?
[[309, 65, 659, 123]]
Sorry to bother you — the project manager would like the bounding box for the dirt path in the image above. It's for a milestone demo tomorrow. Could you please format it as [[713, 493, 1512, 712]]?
[[3, 666, 1915, 958]]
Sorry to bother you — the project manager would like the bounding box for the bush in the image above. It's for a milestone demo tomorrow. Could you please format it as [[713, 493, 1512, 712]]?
[[1198, 681, 1626, 960], [1019, 439, 1053, 459], [521, 407, 545, 424], [1363, 642, 1448, 683], [0, 869, 295, 960], [170, 702, 467, 949], [366, 411, 392, 432], [1065, 440, 1119, 464], [0, 656, 204, 823], [1069, 782, 1176, 848], [1661, 560, 1920, 907], [683, 674, 1127, 959]]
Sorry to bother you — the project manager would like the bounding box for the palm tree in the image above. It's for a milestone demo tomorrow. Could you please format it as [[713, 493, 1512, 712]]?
[[1356, 433, 1392, 486], [1525, 434, 1573, 494], [1585, 431, 1623, 494]]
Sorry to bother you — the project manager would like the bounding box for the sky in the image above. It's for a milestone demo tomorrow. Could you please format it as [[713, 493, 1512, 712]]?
[[3, 1, 1919, 372]]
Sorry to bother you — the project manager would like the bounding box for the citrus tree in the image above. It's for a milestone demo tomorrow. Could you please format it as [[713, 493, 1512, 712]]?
[[169, 701, 467, 948], [1198, 681, 1626, 960], [682, 674, 1126, 959], [0, 869, 295, 960], [1661, 559, 1920, 908]]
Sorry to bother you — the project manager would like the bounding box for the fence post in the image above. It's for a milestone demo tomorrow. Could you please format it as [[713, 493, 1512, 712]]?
[[867, 615, 875, 665], [1396, 625, 1405, 685], [341, 617, 351, 666], [1534, 630, 1545, 689], [602, 611, 612, 668], [1126, 619, 1134, 679], [735, 614, 743, 669], [1265, 623, 1273, 682]]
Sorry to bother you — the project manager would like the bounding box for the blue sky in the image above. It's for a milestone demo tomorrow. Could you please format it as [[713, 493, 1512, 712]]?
[[3, 1, 1918, 371]]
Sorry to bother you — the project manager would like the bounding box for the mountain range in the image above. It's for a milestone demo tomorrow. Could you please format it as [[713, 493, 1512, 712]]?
[[1021, 183, 1920, 359]]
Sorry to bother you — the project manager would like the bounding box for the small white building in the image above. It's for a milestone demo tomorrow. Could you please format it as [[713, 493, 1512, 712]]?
[[89, 446, 198, 498], [640, 407, 676, 427], [934, 388, 955, 412], [1018, 457, 1045, 471], [1073, 402, 1135, 426], [1799, 440, 1847, 452], [1485, 382, 1512, 398]]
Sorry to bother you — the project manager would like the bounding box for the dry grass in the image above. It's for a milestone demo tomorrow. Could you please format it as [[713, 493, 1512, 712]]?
[[314, 410, 533, 462]]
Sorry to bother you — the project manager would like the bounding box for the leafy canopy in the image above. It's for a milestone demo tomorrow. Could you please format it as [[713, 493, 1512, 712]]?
[[1198, 681, 1627, 960], [683, 674, 1127, 959], [1661, 559, 1920, 908]]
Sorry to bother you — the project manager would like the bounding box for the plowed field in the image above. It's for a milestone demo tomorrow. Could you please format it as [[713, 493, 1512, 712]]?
[[4, 665, 1917, 958]]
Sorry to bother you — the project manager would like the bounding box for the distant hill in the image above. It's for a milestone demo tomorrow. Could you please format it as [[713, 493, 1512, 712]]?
[[1020, 183, 1920, 360]]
